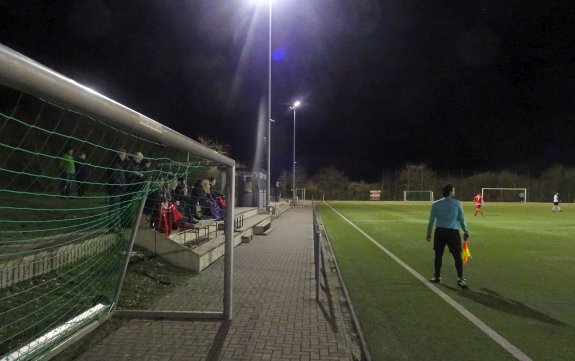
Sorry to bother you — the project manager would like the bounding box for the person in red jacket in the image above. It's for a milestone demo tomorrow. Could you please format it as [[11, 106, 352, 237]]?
[[153, 199, 183, 236], [474, 193, 484, 216]]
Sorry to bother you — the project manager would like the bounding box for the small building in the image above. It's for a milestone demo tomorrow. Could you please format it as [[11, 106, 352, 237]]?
[[236, 169, 267, 208]]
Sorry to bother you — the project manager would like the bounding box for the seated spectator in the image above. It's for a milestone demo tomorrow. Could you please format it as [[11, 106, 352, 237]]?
[[208, 176, 224, 197], [189, 179, 206, 219], [200, 179, 213, 218], [152, 199, 183, 236], [207, 198, 225, 220], [174, 178, 199, 223], [201, 179, 224, 220], [209, 176, 226, 209], [174, 178, 188, 200]]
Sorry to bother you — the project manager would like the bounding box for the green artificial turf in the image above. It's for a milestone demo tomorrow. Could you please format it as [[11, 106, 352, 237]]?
[[318, 201, 574, 361]]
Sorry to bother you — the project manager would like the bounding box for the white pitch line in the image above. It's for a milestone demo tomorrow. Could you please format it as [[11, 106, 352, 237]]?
[[324, 202, 532, 361], [351, 219, 426, 223]]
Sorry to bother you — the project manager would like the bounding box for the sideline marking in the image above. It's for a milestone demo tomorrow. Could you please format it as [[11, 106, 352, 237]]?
[[351, 219, 426, 223], [324, 202, 532, 361]]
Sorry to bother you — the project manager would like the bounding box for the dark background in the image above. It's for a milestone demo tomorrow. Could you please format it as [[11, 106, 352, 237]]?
[[1, 0, 574, 182]]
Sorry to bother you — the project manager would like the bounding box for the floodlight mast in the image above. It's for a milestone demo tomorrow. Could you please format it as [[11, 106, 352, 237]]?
[[251, 0, 273, 209], [266, 0, 272, 210]]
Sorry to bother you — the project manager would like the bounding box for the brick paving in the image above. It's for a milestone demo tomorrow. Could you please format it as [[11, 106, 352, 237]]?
[[56, 205, 354, 361]]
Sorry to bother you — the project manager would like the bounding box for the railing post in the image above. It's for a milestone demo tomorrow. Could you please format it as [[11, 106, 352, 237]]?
[[224, 165, 236, 321], [313, 202, 321, 302]]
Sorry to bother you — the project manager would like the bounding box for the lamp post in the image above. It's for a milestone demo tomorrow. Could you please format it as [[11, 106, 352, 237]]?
[[290, 100, 301, 206], [266, 0, 272, 209]]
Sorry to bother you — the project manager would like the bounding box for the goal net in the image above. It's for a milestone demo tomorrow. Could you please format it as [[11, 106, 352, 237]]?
[[481, 188, 527, 202], [403, 190, 434, 201], [0, 45, 235, 360]]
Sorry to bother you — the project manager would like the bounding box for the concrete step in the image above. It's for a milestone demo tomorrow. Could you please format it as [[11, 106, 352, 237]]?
[[134, 207, 273, 272]]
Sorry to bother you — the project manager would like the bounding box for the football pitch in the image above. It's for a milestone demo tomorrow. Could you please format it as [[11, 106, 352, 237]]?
[[317, 201, 574, 361]]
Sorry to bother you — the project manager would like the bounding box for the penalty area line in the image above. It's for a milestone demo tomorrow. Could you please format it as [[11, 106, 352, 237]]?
[[323, 202, 532, 361]]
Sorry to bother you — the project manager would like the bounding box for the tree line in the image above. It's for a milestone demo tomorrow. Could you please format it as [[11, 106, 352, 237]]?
[[275, 163, 575, 203]]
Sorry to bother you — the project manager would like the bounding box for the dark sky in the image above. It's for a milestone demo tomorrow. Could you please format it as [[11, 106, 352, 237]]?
[[1, 0, 574, 181]]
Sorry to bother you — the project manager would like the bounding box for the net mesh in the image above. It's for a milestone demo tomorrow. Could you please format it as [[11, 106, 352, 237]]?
[[482, 188, 527, 202], [403, 190, 433, 201], [0, 84, 221, 359]]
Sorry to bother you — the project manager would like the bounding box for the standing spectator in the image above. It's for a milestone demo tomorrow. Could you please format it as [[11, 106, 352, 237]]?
[[125, 152, 149, 227], [139, 158, 152, 181], [552, 192, 562, 212], [473, 193, 484, 216], [426, 184, 470, 289], [75, 151, 90, 197], [141, 159, 158, 216], [274, 181, 281, 202], [108, 148, 127, 231], [126, 152, 145, 197], [59, 147, 75, 197]]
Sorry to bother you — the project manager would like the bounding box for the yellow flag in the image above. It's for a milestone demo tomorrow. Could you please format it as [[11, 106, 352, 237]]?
[[462, 241, 472, 264]]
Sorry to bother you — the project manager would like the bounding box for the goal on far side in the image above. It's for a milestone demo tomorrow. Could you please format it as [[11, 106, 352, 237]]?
[[481, 188, 528, 202], [403, 190, 434, 201]]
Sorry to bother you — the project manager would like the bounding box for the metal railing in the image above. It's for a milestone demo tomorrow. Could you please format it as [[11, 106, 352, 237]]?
[[312, 199, 372, 361]]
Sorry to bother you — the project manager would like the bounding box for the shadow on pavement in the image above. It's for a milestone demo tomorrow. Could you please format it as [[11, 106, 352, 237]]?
[[206, 320, 231, 361]]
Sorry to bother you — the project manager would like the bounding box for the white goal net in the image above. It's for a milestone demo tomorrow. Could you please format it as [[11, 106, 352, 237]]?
[[403, 190, 434, 201], [481, 188, 527, 202]]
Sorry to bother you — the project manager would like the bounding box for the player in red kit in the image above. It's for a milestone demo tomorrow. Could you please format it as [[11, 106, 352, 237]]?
[[474, 194, 484, 216]]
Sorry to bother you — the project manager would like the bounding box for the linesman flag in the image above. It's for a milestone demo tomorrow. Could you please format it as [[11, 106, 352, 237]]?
[[462, 241, 472, 264]]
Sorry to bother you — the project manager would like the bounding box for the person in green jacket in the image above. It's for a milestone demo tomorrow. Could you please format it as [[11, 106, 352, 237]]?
[[59, 147, 75, 197]]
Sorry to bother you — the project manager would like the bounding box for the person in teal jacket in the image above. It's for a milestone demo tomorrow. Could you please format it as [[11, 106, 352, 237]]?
[[59, 147, 75, 197], [426, 184, 470, 288]]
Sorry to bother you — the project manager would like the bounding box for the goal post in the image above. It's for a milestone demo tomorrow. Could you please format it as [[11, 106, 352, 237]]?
[[403, 190, 434, 202], [481, 188, 527, 202], [0, 44, 237, 360]]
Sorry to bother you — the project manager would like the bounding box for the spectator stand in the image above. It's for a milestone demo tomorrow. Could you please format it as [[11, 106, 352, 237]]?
[[135, 206, 273, 273]]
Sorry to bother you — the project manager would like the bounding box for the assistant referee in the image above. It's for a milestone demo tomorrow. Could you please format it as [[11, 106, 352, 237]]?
[[426, 184, 470, 288]]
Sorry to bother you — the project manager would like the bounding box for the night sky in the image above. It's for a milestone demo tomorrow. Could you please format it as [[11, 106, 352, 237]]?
[[1, 0, 574, 182]]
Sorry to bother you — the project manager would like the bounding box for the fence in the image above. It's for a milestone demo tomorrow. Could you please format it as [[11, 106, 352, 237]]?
[[0, 44, 236, 360], [312, 200, 371, 361]]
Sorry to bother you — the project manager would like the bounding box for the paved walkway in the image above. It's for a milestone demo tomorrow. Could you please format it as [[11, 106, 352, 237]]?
[[55, 205, 356, 361]]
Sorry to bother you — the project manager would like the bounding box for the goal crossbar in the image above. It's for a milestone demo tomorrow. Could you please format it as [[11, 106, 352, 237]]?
[[481, 188, 527, 202], [403, 190, 434, 202]]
